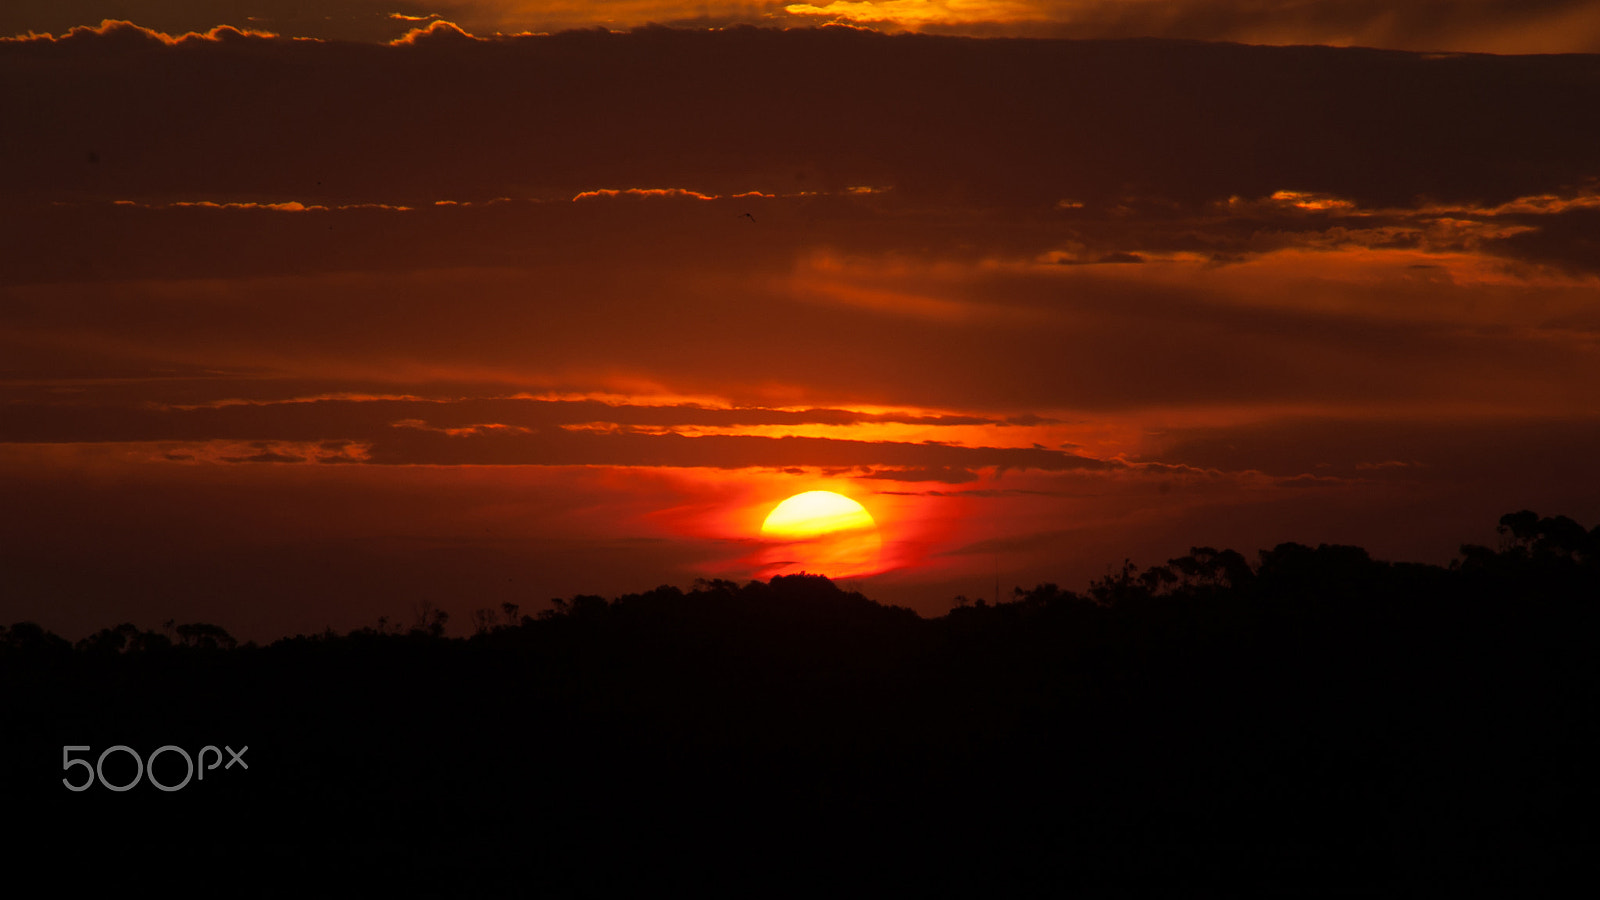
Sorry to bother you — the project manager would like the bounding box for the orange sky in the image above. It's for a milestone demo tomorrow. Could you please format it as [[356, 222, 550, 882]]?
[[4, 12, 1600, 638]]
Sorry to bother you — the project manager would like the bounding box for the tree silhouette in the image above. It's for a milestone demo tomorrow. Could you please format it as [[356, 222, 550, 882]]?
[[410, 600, 450, 637], [5, 510, 1595, 894], [0, 621, 70, 654], [174, 622, 237, 650], [470, 608, 497, 636]]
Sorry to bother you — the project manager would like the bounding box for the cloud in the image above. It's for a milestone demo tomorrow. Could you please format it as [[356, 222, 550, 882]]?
[[1026, 184, 1600, 277], [1355, 459, 1424, 470], [571, 188, 719, 202], [222, 450, 305, 463], [114, 200, 415, 212], [782, 0, 1600, 53], [9, 28, 1600, 212], [1153, 416, 1600, 486], [1, 18, 278, 45], [2, 2, 439, 43], [783, 1, 1033, 28], [1490, 207, 1600, 277], [858, 466, 983, 484], [7, 214, 1598, 421], [363, 428, 1115, 470], [390, 18, 479, 44], [0, 394, 1116, 475]]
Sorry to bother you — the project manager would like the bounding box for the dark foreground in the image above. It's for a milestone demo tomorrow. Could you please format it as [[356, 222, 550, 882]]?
[[5, 512, 1597, 896]]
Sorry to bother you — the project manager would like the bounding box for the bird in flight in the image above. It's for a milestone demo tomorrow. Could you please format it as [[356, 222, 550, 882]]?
[[739, 212, 756, 223]]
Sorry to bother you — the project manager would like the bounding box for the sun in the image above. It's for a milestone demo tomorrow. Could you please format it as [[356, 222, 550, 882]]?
[[759, 490, 883, 578], [761, 490, 876, 537]]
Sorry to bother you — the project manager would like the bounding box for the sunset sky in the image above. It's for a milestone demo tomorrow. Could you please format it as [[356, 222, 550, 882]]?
[[5, 2, 1600, 639]]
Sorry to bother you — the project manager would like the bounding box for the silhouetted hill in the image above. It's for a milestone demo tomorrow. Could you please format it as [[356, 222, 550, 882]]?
[[4, 513, 1596, 894]]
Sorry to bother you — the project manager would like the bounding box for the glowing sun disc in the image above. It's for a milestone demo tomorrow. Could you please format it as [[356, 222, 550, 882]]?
[[759, 491, 883, 578], [761, 490, 876, 537]]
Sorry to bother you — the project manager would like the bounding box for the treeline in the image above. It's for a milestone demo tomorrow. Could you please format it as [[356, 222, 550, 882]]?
[[6, 509, 1595, 657], [3, 510, 1596, 895]]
